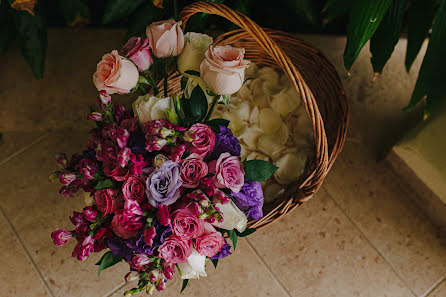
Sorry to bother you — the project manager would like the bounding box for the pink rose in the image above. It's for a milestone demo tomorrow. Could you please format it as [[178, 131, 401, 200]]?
[[103, 160, 129, 181], [93, 50, 139, 95], [51, 228, 73, 246], [195, 223, 225, 257], [120, 37, 153, 72], [146, 19, 184, 58], [200, 45, 250, 95], [122, 177, 146, 203], [187, 123, 215, 158], [158, 235, 192, 263], [157, 205, 172, 226], [94, 188, 124, 215], [180, 153, 208, 188], [111, 212, 138, 239], [209, 152, 245, 193], [171, 202, 204, 240]]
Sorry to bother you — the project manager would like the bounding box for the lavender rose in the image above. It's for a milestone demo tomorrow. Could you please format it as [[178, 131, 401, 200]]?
[[145, 160, 182, 207], [231, 180, 264, 220], [211, 125, 241, 159]]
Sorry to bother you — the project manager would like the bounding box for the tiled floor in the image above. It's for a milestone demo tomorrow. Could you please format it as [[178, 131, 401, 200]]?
[[0, 29, 445, 297]]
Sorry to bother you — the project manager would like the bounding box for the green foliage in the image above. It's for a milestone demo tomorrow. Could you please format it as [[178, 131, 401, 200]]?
[[322, 0, 352, 22], [58, 0, 90, 25], [405, 0, 436, 71], [235, 228, 256, 237], [211, 258, 219, 268], [243, 160, 278, 182], [180, 279, 189, 293], [95, 179, 115, 190], [13, 2, 47, 78], [124, 3, 164, 41], [286, 0, 320, 25], [406, 0, 446, 114], [96, 251, 122, 276], [344, 0, 392, 70], [226, 229, 238, 250], [370, 0, 406, 73], [206, 118, 230, 132], [0, 4, 15, 55], [102, 0, 147, 24], [189, 85, 208, 122]]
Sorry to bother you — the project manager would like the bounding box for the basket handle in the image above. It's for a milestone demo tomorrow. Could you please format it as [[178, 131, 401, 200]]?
[[180, 2, 330, 198]]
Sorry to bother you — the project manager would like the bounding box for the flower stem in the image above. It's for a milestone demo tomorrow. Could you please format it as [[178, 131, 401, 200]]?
[[204, 96, 218, 122]]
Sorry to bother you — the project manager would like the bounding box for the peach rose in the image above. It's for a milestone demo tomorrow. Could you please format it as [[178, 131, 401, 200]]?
[[93, 50, 139, 95], [146, 19, 184, 58], [200, 45, 250, 95]]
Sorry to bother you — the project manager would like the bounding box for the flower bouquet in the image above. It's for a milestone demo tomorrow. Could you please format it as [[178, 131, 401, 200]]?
[[50, 19, 279, 295]]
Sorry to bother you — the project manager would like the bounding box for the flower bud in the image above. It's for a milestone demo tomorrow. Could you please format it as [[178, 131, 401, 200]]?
[[55, 152, 68, 169], [82, 206, 97, 222], [206, 216, 216, 224], [164, 108, 179, 125], [182, 130, 195, 142], [153, 154, 169, 167], [125, 271, 140, 282], [87, 112, 104, 122], [59, 171, 77, 186], [199, 213, 209, 220], [99, 90, 112, 105], [148, 269, 159, 282], [124, 288, 139, 296], [159, 127, 175, 138], [156, 278, 167, 291], [145, 284, 155, 295]]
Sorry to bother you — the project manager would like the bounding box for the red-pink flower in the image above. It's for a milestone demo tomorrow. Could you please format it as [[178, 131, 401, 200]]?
[[111, 212, 138, 239], [187, 123, 215, 158], [122, 177, 146, 203], [82, 206, 97, 222], [87, 112, 103, 122], [51, 228, 73, 246], [103, 160, 129, 181], [72, 235, 95, 261], [171, 202, 204, 240], [55, 152, 68, 169], [162, 262, 175, 279], [75, 159, 98, 180], [179, 153, 208, 188], [59, 171, 76, 185], [120, 37, 153, 72], [208, 152, 245, 193], [96, 140, 117, 162], [94, 188, 124, 215], [195, 223, 225, 257], [157, 205, 171, 226], [129, 154, 148, 175], [158, 235, 193, 263], [144, 227, 156, 246], [120, 117, 138, 132], [116, 128, 130, 149], [118, 148, 132, 167]]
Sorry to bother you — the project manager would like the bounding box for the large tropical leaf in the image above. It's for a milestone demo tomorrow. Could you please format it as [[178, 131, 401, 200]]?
[[344, 0, 392, 70], [102, 0, 147, 24], [13, 2, 47, 78], [405, 0, 436, 71], [58, 0, 90, 26], [322, 0, 352, 23], [370, 0, 406, 73], [0, 4, 15, 55], [286, 0, 320, 25], [406, 0, 446, 114]]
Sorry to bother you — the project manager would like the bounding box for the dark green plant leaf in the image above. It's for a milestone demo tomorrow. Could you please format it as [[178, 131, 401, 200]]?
[[235, 228, 256, 237], [405, 0, 436, 71], [185, 70, 200, 76], [227, 229, 238, 250], [189, 85, 208, 122], [96, 251, 122, 276], [205, 118, 230, 132], [405, 0, 446, 112], [286, 0, 319, 25], [180, 76, 188, 90], [344, 0, 392, 70], [243, 160, 278, 182], [95, 179, 115, 190], [370, 0, 406, 73], [103, 0, 146, 24], [13, 3, 47, 79], [124, 3, 164, 40], [180, 279, 189, 293], [58, 0, 90, 25], [211, 258, 218, 268], [0, 4, 15, 55], [322, 0, 352, 22]]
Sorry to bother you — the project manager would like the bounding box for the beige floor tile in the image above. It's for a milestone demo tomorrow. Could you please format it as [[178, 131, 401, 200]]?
[[324, 141, 446, 296], [0, 212, 51, 297], [0, 132, 47, 164], [0, 131, 128, 297], [110, 239, 288, 297], [428, 279, 446, 297], [247, 188, 414, 297]]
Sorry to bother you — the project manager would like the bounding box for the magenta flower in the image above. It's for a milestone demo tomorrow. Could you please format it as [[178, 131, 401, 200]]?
[[157, 205, 171, 226], [132, 254, 151, 271], [81, 206, 97, 222], [58, 171, 76, 185], [116, 128, 130, 149], [87, 112, 103, 122], [118, 148, 132, 167], [96, 140, 117, 162], [98, 90, 112, 105], [186, 123, 215, 158], [129, 154, 148, 176], [120, 37, 153, 72], [51, 228, 73, 246], [75, 159, 98, 180], [144, 227, 156, 246]]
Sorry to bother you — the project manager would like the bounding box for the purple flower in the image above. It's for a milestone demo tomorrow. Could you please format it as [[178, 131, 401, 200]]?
[[231, 180, 264, 220], [128, 131, 148, 156], [211, 126, 241, 159], [105, 237, 134, 262], [210, 240, 231, 260], [145, 160, 182, 207]]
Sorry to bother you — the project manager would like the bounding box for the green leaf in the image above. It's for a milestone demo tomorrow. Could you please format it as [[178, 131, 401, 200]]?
[[185, 70, 200, 76], [180, 279, 189, 293], [235, 228, 257, 237], [94, 179, 115, 190], [206, 118, 230, 132], [344, 0, 393, 70], [405, 0, 436, 71], [0, 5, 15, 55], [13, 3, 47, 78], [286, 0, 319, 25], [370, 0, 406, 73], [211, 258, 219, 268], [189, 85, 208, 122], [103, 0, 147, 24], [58, 0, 90, 25], [220, 95, 231, 108], [322, 0, 352, 23], [124, 3, 164, 40], [227, 229, 238, 250], [243, 160, 278, 182], [96, 251, 122, 276], [405, 0, 446, 111], [180, 76, 188, 90]]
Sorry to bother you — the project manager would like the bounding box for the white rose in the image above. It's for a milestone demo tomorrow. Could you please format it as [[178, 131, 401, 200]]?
[[178, 32, 213, 74], [132, 95, 173, 124], [212, 201, 248, 233], [178, 249, 207, 279]]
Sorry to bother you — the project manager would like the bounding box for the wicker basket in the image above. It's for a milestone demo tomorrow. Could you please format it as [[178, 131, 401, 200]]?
[[160, 1, 349, 230]]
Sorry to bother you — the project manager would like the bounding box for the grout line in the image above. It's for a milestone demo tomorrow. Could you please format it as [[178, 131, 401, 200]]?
[[0, 132, 50, 167], [421, 275, 446, 297], [244, 238, 293, 297], [0, 206, 56, 297], [104, 281, 126, 297], [323, 188, 419, 297]]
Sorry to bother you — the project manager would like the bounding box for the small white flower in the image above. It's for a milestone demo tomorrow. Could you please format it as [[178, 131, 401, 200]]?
[[178, 249, 207, 279], [132, 95, 173, 124]]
